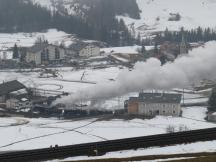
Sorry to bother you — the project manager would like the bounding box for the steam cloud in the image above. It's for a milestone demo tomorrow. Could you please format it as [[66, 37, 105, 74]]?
[[59, 41, 216, 104]]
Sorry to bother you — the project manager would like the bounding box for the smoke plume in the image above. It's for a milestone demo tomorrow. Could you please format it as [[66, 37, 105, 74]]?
[[59, 41, 216, 104]]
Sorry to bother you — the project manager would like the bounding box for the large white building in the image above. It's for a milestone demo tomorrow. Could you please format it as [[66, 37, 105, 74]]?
[[126, 93, 182, 117], [25, 44, 65, 65], [68, 43, 100, 58]]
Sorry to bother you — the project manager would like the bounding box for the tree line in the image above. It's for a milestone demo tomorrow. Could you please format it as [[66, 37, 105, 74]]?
[[163, 27, 216, 43], [142, 27, 216, 45], [0, 0, 140, 46]]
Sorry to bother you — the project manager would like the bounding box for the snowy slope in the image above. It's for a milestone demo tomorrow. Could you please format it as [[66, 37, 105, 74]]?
[[31, 0, 86, 17], [0, 29, 75, 50], [31, 0, 216, 38], [119, 0, 216, 37]]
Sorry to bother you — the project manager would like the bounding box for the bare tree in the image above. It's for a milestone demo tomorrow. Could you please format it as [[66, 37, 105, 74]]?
[[179, 125, 189, 132], [166, 125, 175, 133], [35, 35, 48, 45]]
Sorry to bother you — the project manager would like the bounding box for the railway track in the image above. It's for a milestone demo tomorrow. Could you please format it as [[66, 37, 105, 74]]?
[[1, 127, 216, 162]]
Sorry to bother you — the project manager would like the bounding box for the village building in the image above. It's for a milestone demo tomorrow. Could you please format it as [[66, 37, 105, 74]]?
[[24, 44, 65, 65], [68, 42, 100, 58], [6, 97, 32, 110], [0, 80, 26, 103], [158, 41, 179, 62], [111, 53, 143, 63], [155, 35, 188, 63], [125, 93, 182, 117], [0, 80, 32, 110], [0, 50, 11, 60], [207, 112, 216, 122]]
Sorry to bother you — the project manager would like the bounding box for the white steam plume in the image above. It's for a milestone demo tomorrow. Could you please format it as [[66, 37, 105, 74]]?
[[59, 41, 216, 104]]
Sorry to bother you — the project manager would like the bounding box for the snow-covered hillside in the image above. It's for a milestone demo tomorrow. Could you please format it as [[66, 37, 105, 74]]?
[[31, 0, 89, 17], [31, 0, 216, 38], [119, 0, 216, 37], [0, 29, 74, 50], [31, 0, 139, 19]]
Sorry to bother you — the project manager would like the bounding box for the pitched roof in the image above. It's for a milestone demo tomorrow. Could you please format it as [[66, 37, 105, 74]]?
[[69, 41, 101, 52], [129, 93, 182, 104], [69, 42, 89, 52], [26, 43, 64, 53], [26, 43, 49, 53], [0, 80, 26, 96]]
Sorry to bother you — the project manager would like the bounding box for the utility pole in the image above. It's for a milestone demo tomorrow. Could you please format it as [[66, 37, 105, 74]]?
[[183, 88, 185, 105], [118, 96, 121, 109]]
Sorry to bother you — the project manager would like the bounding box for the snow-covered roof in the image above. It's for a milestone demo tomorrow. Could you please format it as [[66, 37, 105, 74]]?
[[21, 98, 28, 102], [129, 93, 182, 104], [0, 80, 26, 96], [101, 46, 140, 54]]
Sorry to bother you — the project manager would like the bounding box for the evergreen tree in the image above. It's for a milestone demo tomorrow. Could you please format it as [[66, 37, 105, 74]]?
[[13, 44, 19, 59], [136, 32, 141, 45], [0, 0, 138, 46], [208, 88, 216, 112], [154, 42, 159, 55], [157, 27, 216, 44], [141, 41, 146, 54]]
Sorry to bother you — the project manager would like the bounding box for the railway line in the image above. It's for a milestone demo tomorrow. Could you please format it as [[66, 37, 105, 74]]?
[[1, 127, 216, 162]]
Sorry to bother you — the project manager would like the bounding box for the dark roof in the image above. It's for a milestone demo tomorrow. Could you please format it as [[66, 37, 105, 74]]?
[[129, 93, 182, 104], [68, 41, 100, 52], [212, 87, 216, 93], [69, 42, 89, 52], [27, 43, 49, 53], [26, 43, 64, 53], [0, 80, 26, 96]]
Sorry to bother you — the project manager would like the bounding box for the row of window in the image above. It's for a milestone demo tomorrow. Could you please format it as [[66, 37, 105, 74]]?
[[41, 48, 61, 61], [142, 103, 177, 108], [149, 110, 177, 115]]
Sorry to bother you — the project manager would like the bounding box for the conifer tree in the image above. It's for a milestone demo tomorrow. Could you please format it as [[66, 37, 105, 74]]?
[[13, 44, 19, 59], [208, 88, 216, 112]]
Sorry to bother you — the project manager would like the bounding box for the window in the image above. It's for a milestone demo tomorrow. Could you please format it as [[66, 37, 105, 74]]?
[[173, 110, 176, 114], [149, 110, 152, 114], [41, 49, 49, 61], [55, 48, 60, 59]]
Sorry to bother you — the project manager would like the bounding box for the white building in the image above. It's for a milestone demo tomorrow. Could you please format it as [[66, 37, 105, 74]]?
[[68, 43, 100, 58], [126, 93, 182, 117], [0, 80, 32, 110], [6, 98, 32, 110], [25, 44, 65, 65], [79, 44, 100, 57]]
